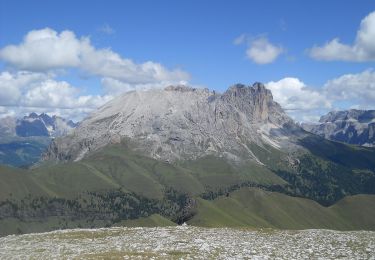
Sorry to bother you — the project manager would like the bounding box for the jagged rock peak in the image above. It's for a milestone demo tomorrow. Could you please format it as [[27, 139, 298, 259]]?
[[251, 81, 268, 92], [225, 82, 272, 97]]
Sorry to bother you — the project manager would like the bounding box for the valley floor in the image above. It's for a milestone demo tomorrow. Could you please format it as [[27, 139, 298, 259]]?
[[0, 226, 374, 259]]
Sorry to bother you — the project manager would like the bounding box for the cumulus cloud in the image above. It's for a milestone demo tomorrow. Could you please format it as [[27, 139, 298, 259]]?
[[266, 77, 331, 122], [22, 79, 111, 109], [323, 69, 375, 107], [0, 71, 48, 105], [309, 11, 375, 61], [0, 28, 190, 120], [246, 37, 284, 64], [0, 28, 190, 84], [233, 34, 284, 64], [267, 77, 331, 110], [0, 29, 82, 70], [266, 69, 375, 122], [0, 71, 112, 120]]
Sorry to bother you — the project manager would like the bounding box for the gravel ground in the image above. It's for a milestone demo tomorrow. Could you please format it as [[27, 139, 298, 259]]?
[[0, 226, 374, 259]]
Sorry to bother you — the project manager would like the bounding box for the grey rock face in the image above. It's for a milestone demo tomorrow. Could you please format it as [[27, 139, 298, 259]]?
[[302, 109, 375, 146], [44, 83, 302, 163]]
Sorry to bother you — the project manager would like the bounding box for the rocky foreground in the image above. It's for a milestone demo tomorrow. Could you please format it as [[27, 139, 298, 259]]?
[[0, 226, 374, 259]]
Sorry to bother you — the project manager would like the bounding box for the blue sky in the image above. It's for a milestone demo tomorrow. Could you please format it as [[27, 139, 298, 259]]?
[[0, 0, 375, 121]]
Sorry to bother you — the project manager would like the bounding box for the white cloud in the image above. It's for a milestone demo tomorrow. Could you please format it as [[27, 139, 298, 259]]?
[[309, 11, 375, 61], [98, 24, 115, 35], [0, 71, 112, 120], [22, 79, 111, 109], [0, 106, 16, 118], [233, 35, 284, 64], [0, 28, 82, 70], [0, 28, 191, 120], [266, 77, 331, 122], [266, 69, 375, 122], [101, 77, 189, 96], [233, 34, 246, 45], [267, 77, 331, 111], [0, 71, 48, 105], [0, 28, 190, 84], [246, 37, 283, 64], [323, 69, 375, 107]]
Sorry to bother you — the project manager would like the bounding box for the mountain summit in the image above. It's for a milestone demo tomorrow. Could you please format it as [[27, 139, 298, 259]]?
[[44, 83, 301, 163]]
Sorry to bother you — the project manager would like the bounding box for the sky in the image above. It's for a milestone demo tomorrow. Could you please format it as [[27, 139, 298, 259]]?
[[0, 0, 374, 122]]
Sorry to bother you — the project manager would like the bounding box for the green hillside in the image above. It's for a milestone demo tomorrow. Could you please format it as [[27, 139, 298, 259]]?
[[251, 136, 375, 205], [1, 187, 374, 236], [189, 187, 375, 230], [25, 142, 285, 200], [0, 139, 375, 236]]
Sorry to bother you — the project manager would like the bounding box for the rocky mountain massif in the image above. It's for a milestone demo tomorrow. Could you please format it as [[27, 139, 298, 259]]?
[[44, 83, 301, 163], [302, 109, 375, 147], [0, 83, 375, 236], [0, 113, 77, 167]]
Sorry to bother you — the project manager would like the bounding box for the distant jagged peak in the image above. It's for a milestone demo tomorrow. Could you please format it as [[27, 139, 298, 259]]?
[[320, 109, 375, 123], [23, 112, 52, 121], [27, 112, 39, 119], [302, 109, 375, 147], [15, 112, 78, 138]]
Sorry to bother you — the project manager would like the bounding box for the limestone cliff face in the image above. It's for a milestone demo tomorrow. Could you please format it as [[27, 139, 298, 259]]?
[[43, 83, 301, 163], [302, 110, 375, 147]]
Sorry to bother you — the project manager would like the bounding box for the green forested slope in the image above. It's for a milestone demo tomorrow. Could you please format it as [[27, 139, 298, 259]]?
[[0, 139, 375, 236]]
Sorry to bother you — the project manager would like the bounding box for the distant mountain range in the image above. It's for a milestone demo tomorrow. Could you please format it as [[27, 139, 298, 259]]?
[[0, 112, 77, 138], [302, 109, 375, 147], [0, 84, 374, 236], [0, 113, 77, 167]]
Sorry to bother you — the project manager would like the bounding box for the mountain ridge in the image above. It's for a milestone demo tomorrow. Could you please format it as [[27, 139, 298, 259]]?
[[44, 83, 303, 164], [302, 109, 375, 146], [0, 112, 77, 138]]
